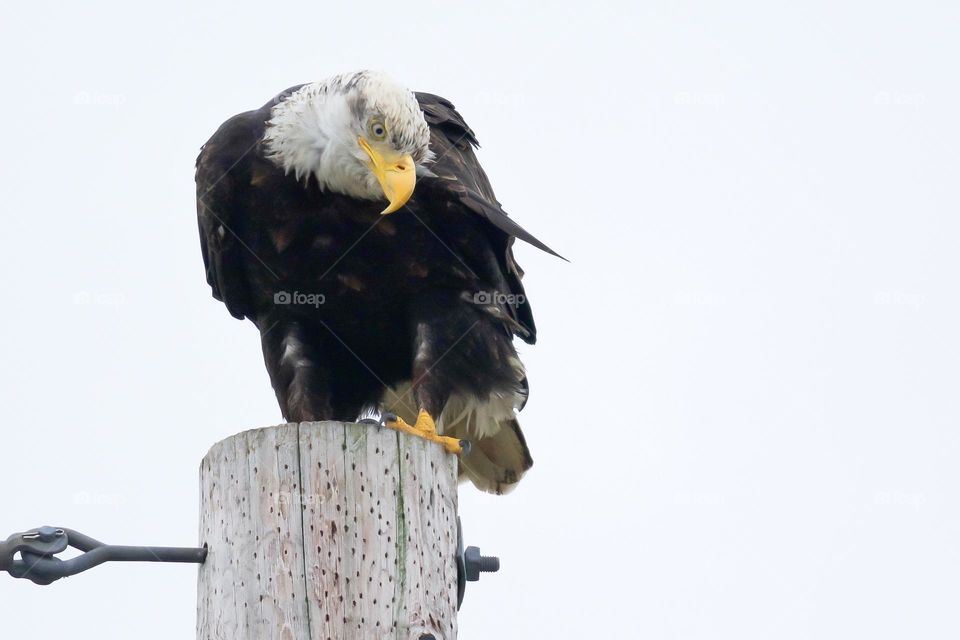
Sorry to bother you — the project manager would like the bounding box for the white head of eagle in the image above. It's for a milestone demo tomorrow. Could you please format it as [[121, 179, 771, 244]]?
[[263, 70, 435, 214]]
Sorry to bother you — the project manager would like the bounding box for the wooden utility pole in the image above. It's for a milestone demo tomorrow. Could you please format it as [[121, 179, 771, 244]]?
[[197, 421, 460, 640]]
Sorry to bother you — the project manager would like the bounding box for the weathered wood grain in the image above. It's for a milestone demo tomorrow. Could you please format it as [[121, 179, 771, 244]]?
[[198, 422, 459, 640]]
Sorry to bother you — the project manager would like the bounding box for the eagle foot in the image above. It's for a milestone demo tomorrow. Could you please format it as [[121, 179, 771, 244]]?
[[381, 410, 466, 455]]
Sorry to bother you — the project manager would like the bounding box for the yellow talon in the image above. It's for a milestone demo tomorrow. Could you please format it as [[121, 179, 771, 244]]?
[[383, 409, 464, 455]]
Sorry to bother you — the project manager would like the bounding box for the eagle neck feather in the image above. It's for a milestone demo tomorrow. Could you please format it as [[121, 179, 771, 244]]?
[[262, 82, 380, 199]]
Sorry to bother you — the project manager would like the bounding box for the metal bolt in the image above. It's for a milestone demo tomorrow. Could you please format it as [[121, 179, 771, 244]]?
[[463, 546, 500, 582], [455, 518, 501, 609]]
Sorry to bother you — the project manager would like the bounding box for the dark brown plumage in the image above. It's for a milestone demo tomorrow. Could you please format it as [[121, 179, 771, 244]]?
[[197, 83, 559, 493]]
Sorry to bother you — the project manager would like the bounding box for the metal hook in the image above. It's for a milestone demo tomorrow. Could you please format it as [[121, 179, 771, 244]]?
[[1, 526, 206, 586]]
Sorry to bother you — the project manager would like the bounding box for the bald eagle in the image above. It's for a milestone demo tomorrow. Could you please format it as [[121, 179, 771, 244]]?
[[196, 71, 560, 493]]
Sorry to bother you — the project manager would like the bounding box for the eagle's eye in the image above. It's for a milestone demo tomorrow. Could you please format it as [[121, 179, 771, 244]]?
[[369, 121, 387, 141]]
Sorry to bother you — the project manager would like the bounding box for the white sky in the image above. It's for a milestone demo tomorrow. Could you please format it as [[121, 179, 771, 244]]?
[[1, 1, 959, 638]]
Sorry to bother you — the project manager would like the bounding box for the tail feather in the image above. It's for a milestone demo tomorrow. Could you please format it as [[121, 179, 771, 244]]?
[[456, 418, 532, 494], [380, 384, 533, 494]]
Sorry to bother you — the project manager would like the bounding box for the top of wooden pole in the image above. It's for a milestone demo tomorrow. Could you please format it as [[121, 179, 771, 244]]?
[[197, 421, 461, 640]]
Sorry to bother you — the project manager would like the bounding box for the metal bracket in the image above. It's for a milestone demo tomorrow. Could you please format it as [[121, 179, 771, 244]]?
[[455, 517, 500, 609], [5, 521, 496, 608], [1, 526, 207, 586]]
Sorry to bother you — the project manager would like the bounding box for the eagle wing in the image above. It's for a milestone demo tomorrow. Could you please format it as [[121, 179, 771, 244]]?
[[197, 88, 559, 342], [196, 86, 306, 321], [416, 92, 562, 345], [195, 111, 266, 321]]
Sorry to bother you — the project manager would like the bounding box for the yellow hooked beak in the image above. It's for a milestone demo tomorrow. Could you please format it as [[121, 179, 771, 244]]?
[[358, 137, 416, 215]]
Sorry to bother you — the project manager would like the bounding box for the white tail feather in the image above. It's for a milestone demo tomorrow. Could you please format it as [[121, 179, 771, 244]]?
[[379, 381, 532, 494]]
